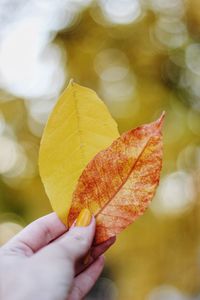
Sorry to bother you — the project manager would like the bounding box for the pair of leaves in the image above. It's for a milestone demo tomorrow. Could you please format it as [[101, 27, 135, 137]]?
[[39, 81, 164, 244]]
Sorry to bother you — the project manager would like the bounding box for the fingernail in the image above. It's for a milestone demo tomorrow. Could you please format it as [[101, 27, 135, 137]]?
[[76, 208, 92, 227]]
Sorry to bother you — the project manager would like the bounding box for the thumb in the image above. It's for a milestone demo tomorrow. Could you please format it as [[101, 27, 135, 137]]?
[[41, 209, 95, 262]]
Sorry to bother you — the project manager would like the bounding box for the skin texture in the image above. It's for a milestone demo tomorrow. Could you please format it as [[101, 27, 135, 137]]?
[[0, 213, 115, 300]]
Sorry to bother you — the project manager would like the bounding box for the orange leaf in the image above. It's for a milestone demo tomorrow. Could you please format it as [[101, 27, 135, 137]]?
[[68, 113, 165, 244]]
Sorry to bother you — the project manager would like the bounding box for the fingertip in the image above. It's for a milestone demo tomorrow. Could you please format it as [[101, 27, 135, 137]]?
[[89, 255, 105, 272], [99, 254, 105, 265], [75, 209, 93, 227], [107, 235, 116, 245], [80, 214, 96, 227], [93, 255, 105, 274], [112, 235, 116, 242], [85, 215, 96, 232], [88, 215, 96, 227], [54, 215, 96, 261], [70, 214, 96, 231]]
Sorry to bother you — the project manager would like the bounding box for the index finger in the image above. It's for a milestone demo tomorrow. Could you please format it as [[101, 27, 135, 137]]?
[[3, 213, 67, 256]]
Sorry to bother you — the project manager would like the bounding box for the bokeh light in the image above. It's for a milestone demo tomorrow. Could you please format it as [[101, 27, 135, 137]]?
[[0, 222, 23, 245], [147, 285, 189, 300], [94, 49, 130, 82], [151, 171, 195, 216], [99, 0, 142, 25], [0, 213, 24, 245]]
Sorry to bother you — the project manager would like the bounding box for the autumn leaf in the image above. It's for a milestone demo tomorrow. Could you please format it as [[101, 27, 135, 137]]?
[[68, 113, 164, 244], [39, 80, 119, 224]]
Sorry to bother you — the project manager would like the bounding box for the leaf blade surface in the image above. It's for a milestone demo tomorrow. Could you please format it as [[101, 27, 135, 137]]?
[[39, 81, 119, 224], [68, 113, 164, 243]]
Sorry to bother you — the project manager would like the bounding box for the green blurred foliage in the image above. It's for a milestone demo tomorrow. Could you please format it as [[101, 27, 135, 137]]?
[[0, 1, 200, 299]]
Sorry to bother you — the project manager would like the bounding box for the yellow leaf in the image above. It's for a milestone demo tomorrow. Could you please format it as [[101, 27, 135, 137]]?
[[39, 80, 119, 225]]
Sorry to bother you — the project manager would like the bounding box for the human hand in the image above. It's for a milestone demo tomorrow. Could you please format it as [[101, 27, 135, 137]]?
[[0, 210, 115, 300]]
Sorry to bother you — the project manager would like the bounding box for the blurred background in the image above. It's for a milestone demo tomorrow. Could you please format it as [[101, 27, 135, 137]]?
[[0, 0, 200, 299]]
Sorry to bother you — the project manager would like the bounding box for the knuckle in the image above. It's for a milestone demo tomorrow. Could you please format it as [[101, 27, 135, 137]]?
[[71, 232, 88, 248], [38, 221, 53, 243], [85, 273, 94, 287], [0, 242, 32, 257], [71, 285, 83, 300]]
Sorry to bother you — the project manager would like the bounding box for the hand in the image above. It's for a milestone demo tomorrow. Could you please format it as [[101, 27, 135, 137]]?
[[0, 211, 115, 300]]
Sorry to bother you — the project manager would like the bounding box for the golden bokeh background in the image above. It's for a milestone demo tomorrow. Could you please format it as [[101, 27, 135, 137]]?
[[0, 1, 200, 299]]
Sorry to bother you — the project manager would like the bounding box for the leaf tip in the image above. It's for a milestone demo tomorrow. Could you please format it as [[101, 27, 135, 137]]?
[[69, 78, 75, 85], [68, 79, 82, 90], [156, 111, 165, 130]]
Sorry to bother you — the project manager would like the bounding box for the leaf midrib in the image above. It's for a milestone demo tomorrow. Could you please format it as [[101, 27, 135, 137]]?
[[72, 83, 86, 167], [95, 136, 152, 218]]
